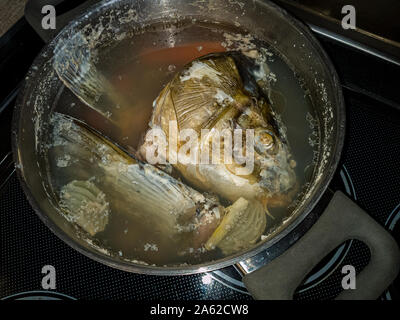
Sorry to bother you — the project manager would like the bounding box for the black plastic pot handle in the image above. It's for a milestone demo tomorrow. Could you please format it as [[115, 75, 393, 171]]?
[[25, 0, 100, 43], [243, 191, 400, 300]]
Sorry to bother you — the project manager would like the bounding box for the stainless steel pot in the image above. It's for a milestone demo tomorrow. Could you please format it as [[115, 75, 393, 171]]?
[[13, 0, 400, 299]]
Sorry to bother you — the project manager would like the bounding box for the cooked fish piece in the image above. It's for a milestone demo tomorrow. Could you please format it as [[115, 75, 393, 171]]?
[[205, 198, 266, 255], [52, 113, 223, 244], [59, 179, 110, 236], [140, 52, 297, 213], [52, 113, 267, 254]]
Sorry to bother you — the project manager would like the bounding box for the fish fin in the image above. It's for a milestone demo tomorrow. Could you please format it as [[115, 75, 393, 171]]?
[[53, 32, 124, 124], [205, 198, 266, 255]]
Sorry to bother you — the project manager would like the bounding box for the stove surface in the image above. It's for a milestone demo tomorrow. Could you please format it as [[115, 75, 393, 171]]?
[[1, 13, 399, 300]]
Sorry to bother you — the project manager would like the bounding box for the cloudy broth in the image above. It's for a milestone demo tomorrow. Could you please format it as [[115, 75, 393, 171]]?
[[46, 19, 317, 266]]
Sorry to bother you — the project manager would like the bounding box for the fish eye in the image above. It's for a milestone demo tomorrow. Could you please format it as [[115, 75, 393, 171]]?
[[260, 132, 274, 148], [254, 128, 275, 155]]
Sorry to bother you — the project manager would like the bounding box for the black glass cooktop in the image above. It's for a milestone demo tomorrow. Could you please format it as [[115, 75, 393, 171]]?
[[1, 13, 399, 300]]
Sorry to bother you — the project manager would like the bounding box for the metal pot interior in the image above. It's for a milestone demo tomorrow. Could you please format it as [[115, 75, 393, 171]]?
[[12, 0, 345, 275]]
